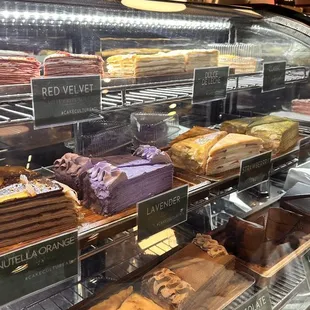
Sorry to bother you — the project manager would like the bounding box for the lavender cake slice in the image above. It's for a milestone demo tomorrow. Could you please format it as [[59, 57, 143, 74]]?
[[82, 146, 174, 215]]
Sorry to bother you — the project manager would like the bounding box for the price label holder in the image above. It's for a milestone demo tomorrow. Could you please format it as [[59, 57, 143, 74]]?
[[32, 75, 101, 129], [0, 230, 78, 306], [192, 66, 229, 104], [238, 151, 272, 192], [262, 61, 286, 93], [137, 185, 188, 241], [302, 249, 310, 288], [298, 136, 310, 165], [233, 287, 272, 310]]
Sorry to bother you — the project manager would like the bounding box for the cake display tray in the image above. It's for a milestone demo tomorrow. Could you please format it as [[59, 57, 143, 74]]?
[[236, 236, 310, 287]]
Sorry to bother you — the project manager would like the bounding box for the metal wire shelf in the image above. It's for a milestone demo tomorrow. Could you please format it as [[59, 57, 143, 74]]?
[[0, 66, 307, 126]]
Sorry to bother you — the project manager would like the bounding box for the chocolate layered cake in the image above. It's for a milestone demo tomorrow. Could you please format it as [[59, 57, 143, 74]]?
[[0, 177, 78, 249], [82, 146, 173, 215]]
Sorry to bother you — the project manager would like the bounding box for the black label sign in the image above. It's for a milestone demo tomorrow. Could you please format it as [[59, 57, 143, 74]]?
[[238, 151, 272, 192], [302, 249, 310, 287], [192, 66, 229, 103], [138, 185, 188, 241], [299, 136, 310, 165], [234, 287, 272, 310], [32, 75, 101, 128], [262, 61, 286, 92], [0, 231, 78, 306]]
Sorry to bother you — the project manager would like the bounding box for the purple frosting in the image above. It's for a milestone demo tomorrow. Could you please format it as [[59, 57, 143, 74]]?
[[84, 161, 127, 208], [133, 145, 172, 164]]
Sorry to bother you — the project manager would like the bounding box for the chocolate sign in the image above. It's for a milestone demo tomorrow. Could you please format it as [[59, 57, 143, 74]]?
[[234, 287, 272, 310], [238, 151, 272, 192], [0, 230, 78, 306], [192, 66, 229, 103], [32, 75, 101, 128], [262, 61, 286, 92], [138, 185, 188, 241]]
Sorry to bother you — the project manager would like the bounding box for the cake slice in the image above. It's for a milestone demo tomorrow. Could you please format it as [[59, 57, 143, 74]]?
[[170, 131, 227, 174], [82, 145, 173, 215], [246, 120, 299, 154], [44, 52, 104, 77], [206, 133, 263, 175]]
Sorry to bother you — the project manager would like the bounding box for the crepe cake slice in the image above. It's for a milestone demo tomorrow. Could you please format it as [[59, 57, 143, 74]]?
[[206, 133, 263, 175], [170, 131, 227, 174], [246, 120, 299, 154]]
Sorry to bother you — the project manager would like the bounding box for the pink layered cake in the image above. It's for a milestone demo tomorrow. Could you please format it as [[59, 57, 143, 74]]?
[[54, 146, 174, 215]]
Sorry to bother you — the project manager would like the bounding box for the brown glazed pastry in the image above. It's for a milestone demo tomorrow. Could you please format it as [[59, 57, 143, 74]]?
[[142, 268, 194, 309], [207, 245, 228, 258], [265, 207, 302, 243], [0, 166, 38, 188], [89, 286, 133, 310]]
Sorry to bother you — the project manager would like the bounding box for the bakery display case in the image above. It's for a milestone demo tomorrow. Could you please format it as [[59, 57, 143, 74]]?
[[2, 0, 310, 309]]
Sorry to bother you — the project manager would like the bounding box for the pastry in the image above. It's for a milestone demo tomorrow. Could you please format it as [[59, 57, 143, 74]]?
[[89, 286, 133, 310], [44, 51, 104, 77], [0, 56, 40, 85], [0, 177, 78, 249], [82, 145, 173, 215], [142, 268, 195, 309], [107, 52, 185, 78], [206, 133, 263, 175], [0, 166, 38, 188], [220, 116, 299, 154], [218, 55, 257, 74], [207, 245, 228, 258], [170, 131, 227, 174]]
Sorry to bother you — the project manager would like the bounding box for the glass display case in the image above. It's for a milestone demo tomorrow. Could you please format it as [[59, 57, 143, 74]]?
[[1, 1, 310, 309]]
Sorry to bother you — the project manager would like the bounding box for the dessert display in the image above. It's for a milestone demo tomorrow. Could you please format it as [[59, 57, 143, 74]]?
[[54, 145, 173, 215], [170, 131, 263, 175], [0, 56, 40, 85], [220, 116, 299, 154], [218, 55, 257, 74], [0, 175, 78, 249], [107, 53, 185, 78], [224, 207, 310, 269], [44, 51, 105, 77], [291, 98, 310, 115]]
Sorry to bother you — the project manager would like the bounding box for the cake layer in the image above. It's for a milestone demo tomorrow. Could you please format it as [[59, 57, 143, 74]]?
[[220, 116, 299, 154], [170, 131, 227, 174], [0, 56, 40, 85], [0, 178, 78, 249], [0, 166, 38, 189], [44, 52, 104, 77]]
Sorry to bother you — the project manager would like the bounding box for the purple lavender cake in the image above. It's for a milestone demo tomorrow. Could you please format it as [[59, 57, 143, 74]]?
[[82, 145, 174, 215]]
